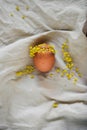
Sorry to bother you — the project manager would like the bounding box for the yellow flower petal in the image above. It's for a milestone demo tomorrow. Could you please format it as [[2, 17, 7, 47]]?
[[53, 102, 58, 108], [16, 71, 23, 76], [22, 15, 26, 19], [78, 73, 82, 77], [49, 73, 54, 77], [75, 67, 79, 72], [56, 68, 60, 73], [10, 13, 14, 17], [16, 6, 20, 11], [73, 78, 78, 84], [30, 75, 34, 79]]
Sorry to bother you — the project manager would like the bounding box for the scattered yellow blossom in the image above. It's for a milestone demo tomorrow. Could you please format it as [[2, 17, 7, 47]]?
[[61, 41, 82, 84], [22, 15, 26, 19], [62, 42, 68, 49], [56, 67, 60, 73], [66, 63, 74, 70], [10, 13, 14, 17], [16, 71, 23, 77], [61, 72, 65, 77], [78, 73, 82, 77], [62, 69, 68, 73], [49, 73, 54, 77], [66, 73, 74, 80], [75, 67, 79, 72], [16, 6, 20, 11], [73, 78, 78, 84], [16, 65, 35, 78], [53, 102, 58, 108], [30, 74, 34, 79]]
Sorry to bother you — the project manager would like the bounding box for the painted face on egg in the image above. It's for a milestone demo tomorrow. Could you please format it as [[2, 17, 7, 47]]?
[[30, 43, 55, 72]]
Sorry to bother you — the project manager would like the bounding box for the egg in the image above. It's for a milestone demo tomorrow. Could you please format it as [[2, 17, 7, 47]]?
[[33, 43, 55, 72]]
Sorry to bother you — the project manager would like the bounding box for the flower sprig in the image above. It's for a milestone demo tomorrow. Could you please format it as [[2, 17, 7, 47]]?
[[29, 43, 56, 57], [62, 42, 74, 70], [60, 41, 82, 84], [16, 65, 35, 78]]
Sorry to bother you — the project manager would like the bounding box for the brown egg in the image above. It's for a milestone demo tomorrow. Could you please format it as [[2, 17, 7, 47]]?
[[33, 44, 55, 72]]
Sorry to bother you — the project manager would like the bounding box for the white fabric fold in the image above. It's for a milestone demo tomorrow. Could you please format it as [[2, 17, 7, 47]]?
[[0, 0, 87, 130]]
